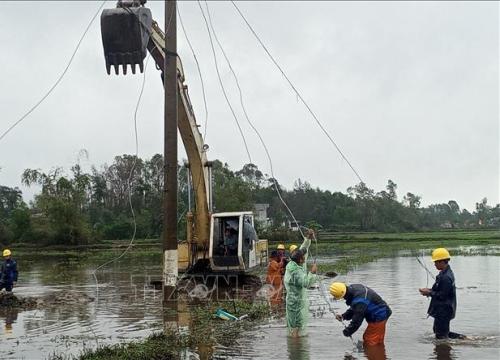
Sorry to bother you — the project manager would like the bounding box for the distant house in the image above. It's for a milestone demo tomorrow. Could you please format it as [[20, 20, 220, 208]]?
[[254, 203, 271, 228], [440, 221, 453, 229], [289, 220, 301, 232]]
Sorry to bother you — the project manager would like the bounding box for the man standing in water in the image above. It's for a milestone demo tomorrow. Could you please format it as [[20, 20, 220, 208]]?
[[0, 249, 18, 294], [419, 247, 465, 339], [284, 229, 318, 337]]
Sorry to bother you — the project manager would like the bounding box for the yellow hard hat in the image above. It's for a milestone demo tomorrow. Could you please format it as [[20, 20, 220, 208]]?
[[329, 282, 347, 299], [277, 244, 285, 250], [2, 249, 11, 257], [431, 248, 451, 262], [289, 245, 298, 253]]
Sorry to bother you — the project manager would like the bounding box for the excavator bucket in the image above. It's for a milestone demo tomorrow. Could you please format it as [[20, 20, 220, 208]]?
[[100, 5, 152, 75]]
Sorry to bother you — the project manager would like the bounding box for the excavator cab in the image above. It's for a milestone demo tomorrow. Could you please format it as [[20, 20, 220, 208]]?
[[100, 0, 152, 75], [209, 212, 260, 272]]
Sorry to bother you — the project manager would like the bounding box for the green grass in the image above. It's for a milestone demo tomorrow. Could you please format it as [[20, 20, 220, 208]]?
[[314, 236, 500, 274]]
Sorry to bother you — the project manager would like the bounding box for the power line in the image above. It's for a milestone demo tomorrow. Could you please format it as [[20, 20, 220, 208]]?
[[0, 1, 107, 144], [203, 1, 305, 239], [196, 0, 252, 164], [92, 55, 150, 299], [178, 6, 210, 141], [230, 1, 364, 184]]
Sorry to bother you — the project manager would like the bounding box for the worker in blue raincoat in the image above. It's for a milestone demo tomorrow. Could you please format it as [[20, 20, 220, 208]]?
[[0, 249, 18, 294], [284, 229, 317, 337]]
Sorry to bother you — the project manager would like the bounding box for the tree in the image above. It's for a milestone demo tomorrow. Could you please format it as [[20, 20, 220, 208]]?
[[22, 168, 91, 245], [347, 182, 376, 229], [404, 192, 421, 209]]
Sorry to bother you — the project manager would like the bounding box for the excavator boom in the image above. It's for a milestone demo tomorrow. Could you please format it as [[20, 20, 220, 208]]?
[[100, 1, 267, 273]]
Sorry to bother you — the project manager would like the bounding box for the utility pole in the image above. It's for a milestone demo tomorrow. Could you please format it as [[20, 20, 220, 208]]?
[[163, 0, 178, 303]]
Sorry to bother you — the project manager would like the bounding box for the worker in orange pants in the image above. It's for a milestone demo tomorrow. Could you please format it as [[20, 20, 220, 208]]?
[[266, 251, 284, 305], [330, 282, 392, 346]]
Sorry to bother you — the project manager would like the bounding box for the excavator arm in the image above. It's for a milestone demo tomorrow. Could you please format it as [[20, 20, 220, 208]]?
[[147, 21, 211, 252], [101, 2, 211, 267], [100, 1, 267, 273]]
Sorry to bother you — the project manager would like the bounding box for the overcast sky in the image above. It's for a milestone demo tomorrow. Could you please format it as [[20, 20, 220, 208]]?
[[0, 1, 498, 211]]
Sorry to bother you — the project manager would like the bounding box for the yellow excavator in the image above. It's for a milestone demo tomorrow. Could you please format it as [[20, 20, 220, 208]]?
[[100, 1, 268, 274]]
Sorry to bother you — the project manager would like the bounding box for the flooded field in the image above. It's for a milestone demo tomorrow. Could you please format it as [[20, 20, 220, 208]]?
[[0, 247, 498, 359], [227, 255, 500, 360]]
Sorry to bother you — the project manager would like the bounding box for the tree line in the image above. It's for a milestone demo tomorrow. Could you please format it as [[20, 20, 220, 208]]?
[[0, 154, 498, 246]]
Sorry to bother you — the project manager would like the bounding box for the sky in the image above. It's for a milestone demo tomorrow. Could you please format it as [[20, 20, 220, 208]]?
[[0, 1, 498, 212]]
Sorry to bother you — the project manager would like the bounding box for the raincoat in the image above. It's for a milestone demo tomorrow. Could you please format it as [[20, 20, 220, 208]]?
[[0, 258, 18, 292], [266, 258, 283, 305], [284, 236, 316, 337]]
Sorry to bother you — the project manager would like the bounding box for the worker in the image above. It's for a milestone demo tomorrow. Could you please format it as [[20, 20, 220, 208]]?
[[0, 249, 18, 294], [289, 244, 298, 255], [419, 248, 465, 339], [330, 282, 392, 346], [266, 250, 284, 305], [277, 243, 287, 275], [277, 243, 286, 260], [224, 227, 238, 256], [284, 248, 318, 337]]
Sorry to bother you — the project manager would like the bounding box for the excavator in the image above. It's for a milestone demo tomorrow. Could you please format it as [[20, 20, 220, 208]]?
[[100, 0, 268, 274]]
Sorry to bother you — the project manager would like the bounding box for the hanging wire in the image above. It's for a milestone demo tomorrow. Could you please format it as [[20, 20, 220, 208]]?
[[415, 249, 435, 286], [230, 1, 364, 184], [196, 0, 252, 164], [91, 55, 150, 299], [0, 1, 107, 143], [178, 6, 210, 141], [203, 0, 306, 239]]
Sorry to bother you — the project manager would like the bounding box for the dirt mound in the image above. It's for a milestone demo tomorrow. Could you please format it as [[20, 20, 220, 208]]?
[[0, 293, 38, 310], [40, 291, 94, 306], [0, 291, 94, 310]]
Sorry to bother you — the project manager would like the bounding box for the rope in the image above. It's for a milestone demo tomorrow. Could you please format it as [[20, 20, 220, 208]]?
[[317, 277, 356, 345], [415, 250, 435, 287], [0, 1, 107, 144]]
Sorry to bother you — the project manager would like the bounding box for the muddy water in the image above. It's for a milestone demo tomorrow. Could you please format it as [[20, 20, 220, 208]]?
[[224, 255, 500, 360], [0, 255, 165, 359], [0, 251, 498, 359]]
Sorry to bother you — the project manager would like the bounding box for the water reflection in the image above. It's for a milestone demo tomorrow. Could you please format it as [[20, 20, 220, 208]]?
[[2, 309, 18, 335], [363, 344, 387, 360], [432, 342, 455, 360], [287, 335, 310, 360]]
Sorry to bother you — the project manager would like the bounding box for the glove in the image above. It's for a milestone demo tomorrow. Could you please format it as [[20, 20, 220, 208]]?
[[343, 328, 350, 337]]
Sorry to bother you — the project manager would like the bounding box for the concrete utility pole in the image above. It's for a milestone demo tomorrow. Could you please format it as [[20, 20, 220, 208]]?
[[163, 0, 178, 303]]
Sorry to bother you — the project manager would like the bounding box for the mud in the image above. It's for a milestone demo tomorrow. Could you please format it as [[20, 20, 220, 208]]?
[[0, 293, 38, 310], [0, 291, 94, 310]]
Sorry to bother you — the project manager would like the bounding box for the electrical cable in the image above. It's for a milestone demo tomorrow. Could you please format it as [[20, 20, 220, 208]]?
[[178, 6, 209, 141], [203, 0, 306, 239], [91, 55, 150, 299], [230, 1, 364, 184], [0, 1, 107, 144], [196, 0, 252, 164], [415, 250, 435, 286]]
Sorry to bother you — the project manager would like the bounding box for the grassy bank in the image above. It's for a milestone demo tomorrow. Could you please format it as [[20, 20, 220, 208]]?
[[314, 235, 500, 274]]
